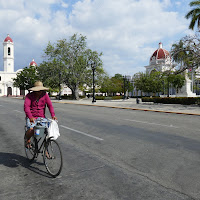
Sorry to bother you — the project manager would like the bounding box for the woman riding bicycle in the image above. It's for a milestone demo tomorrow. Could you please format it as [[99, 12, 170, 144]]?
[[24, 81, 57, 146]]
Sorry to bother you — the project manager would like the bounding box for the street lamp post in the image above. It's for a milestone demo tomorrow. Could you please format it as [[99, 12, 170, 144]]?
[[58, 71, 62, 100], [123, 75, 126, 100], [91, 62, 96, 103], [196, 80, 199, 95], [162, 80, 165, 95]]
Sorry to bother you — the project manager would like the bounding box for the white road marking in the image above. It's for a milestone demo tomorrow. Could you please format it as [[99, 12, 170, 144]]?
[[60, 125, 104, 141], [124, 119, 179, 128], [13, 110, 23, 113]]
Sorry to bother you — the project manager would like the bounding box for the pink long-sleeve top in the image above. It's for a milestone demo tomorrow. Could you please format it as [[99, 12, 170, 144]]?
[[24, 92, 55, 119]]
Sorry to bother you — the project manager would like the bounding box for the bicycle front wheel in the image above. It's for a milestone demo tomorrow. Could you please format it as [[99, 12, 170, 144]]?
[[43, 139, 63, 177], [24, 136, 36, 161]]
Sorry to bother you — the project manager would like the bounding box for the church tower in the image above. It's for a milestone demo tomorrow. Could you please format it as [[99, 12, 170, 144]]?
[[3, 34, 14, 72]]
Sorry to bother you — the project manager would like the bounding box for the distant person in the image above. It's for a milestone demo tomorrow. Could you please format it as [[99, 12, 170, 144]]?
[[24, 81, 57, 146]]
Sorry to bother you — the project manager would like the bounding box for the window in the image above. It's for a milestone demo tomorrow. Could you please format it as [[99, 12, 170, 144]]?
[[0, 89, 1, 94], [8, 47, 10, 55], [0, 76, 1, 81]]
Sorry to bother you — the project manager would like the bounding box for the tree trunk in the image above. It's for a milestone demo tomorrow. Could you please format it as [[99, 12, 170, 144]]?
[[71, 86, 79, 100]]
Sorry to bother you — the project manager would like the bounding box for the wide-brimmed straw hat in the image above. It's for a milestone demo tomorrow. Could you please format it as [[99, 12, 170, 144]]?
[[28, 81, 49, 91]]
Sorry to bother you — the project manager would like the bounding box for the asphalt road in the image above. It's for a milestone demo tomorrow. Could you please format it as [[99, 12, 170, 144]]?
[[0, 97, 200, 200]]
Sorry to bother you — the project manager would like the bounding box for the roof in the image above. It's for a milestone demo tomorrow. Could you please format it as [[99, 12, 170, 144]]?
[[150, 42, 170, 61], [30, 59, 37, 66], [4, 34, 13, 43]]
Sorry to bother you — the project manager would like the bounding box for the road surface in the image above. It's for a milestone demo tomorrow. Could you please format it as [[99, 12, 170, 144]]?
[[0, 97, 200, 200]]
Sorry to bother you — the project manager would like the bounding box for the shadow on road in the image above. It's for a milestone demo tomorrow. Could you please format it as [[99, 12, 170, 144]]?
[[0, 152, 51, 178]]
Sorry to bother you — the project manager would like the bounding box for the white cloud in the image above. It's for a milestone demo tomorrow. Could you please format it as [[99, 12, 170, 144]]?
[[68, 0, 189, 75], [61, 1, 69, 8], [0, 0, 192, 76], [175, 1, 181, 6]]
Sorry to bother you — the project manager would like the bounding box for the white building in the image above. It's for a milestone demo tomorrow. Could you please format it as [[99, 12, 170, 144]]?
[[132, 42, 174, 97], [131, 42, 197, 97], [0, 34, 38, 97], [144, 42, 172, 74], [0, 35, 21, 96]]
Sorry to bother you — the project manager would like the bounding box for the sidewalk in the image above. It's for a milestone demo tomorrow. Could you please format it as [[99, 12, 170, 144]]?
[[52, 98, 200, 116]]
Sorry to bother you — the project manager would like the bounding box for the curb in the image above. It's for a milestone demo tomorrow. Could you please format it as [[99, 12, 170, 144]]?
[[53, 101, 200, 116]]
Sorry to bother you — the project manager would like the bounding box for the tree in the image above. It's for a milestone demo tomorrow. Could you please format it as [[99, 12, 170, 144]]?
[[13, 66, 39, 96], [124, 77, 134, 95], [133, 71, 164, 95], [132, 72, 144, 94], [170, 34, 200, 74], [37, 59, 61, 94], [43, 34, 105, 99], [110, 74, 124, 95], [171, 40, 188, 69], [99, 75, 112, 95], [185, 0, 200, 30], [166, 73, 185, 93]]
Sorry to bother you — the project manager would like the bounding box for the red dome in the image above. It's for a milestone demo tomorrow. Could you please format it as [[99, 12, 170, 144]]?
[[30, 59, 37, 66], [150, 42, 170, 61], [4, 34, 13, 42]]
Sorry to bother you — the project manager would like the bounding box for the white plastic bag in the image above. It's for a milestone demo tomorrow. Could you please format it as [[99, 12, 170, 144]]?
[[48, 119, 60, 140]]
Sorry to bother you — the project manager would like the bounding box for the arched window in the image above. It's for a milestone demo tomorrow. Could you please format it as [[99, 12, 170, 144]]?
[[8, 47, 11, 56], [150, 69, 157, 75]]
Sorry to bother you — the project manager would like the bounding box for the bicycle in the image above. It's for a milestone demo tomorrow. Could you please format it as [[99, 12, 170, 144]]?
[[24, 118, 63, 177]]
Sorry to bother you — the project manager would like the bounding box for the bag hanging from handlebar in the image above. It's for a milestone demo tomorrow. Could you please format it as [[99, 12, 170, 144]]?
[[47, 119, 60, 140]]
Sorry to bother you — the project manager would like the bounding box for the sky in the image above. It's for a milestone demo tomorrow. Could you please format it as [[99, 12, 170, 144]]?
[[0, 0, 195, 76]]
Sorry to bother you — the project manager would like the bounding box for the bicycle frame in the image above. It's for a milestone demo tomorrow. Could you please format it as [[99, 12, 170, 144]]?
[[25, 118, 52, 157], [34, 128, 49, 155]]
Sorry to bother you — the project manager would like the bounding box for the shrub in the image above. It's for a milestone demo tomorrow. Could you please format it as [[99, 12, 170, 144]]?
[[142, 97, 199, 105], [141, 97, 154, 102], [95, 96, 105, 100], [111, 96, 123, 100], [95, 96, 123, 100]]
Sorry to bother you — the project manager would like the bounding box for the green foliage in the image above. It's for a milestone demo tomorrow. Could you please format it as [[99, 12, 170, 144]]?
[[13, 66, 40, 91], [110, 74, 124, 94], [133, 71, 164, 94], [166, 73, 185, 93], [43, 33, 106, 99], [171, 40, 188, 68], [142, 97, 198, 105], [37, 59, 60, 93], [99, 75, 112, 94], [185, 0, 200, 30], [111, 96, 123, 100], [99, 74, 133, 96], [95, 96, 123, 100], [61, 95, 86, 99], [132, 72, 144, 92], [170, 34, 200, 73], [133, 70, 185, 96]]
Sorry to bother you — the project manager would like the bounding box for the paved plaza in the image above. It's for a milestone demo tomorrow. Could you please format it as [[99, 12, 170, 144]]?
[[52, 98, 200, 116]]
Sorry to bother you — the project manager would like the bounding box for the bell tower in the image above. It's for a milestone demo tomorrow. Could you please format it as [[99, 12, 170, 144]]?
[[3, 34, 14, 72]]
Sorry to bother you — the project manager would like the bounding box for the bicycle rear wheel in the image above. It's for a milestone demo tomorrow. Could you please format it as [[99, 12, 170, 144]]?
[[24, 136, 36, 161], [43, 139, 63, 177]]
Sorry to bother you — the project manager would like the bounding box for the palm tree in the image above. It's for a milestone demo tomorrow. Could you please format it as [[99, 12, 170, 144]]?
[[171, 40, 187, 69], [185, 0, 200, 30]]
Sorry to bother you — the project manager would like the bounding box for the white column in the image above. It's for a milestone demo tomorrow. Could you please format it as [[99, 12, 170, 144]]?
[[4, 84, 7, 96]]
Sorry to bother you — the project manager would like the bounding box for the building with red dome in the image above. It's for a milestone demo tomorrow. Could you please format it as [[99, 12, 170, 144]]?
[[0, 34, 38, 96], [0, 34, 19, 96], [4, 35, 13, 43], [145, 42, 172, 74], [29, 59, 37, 67]]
